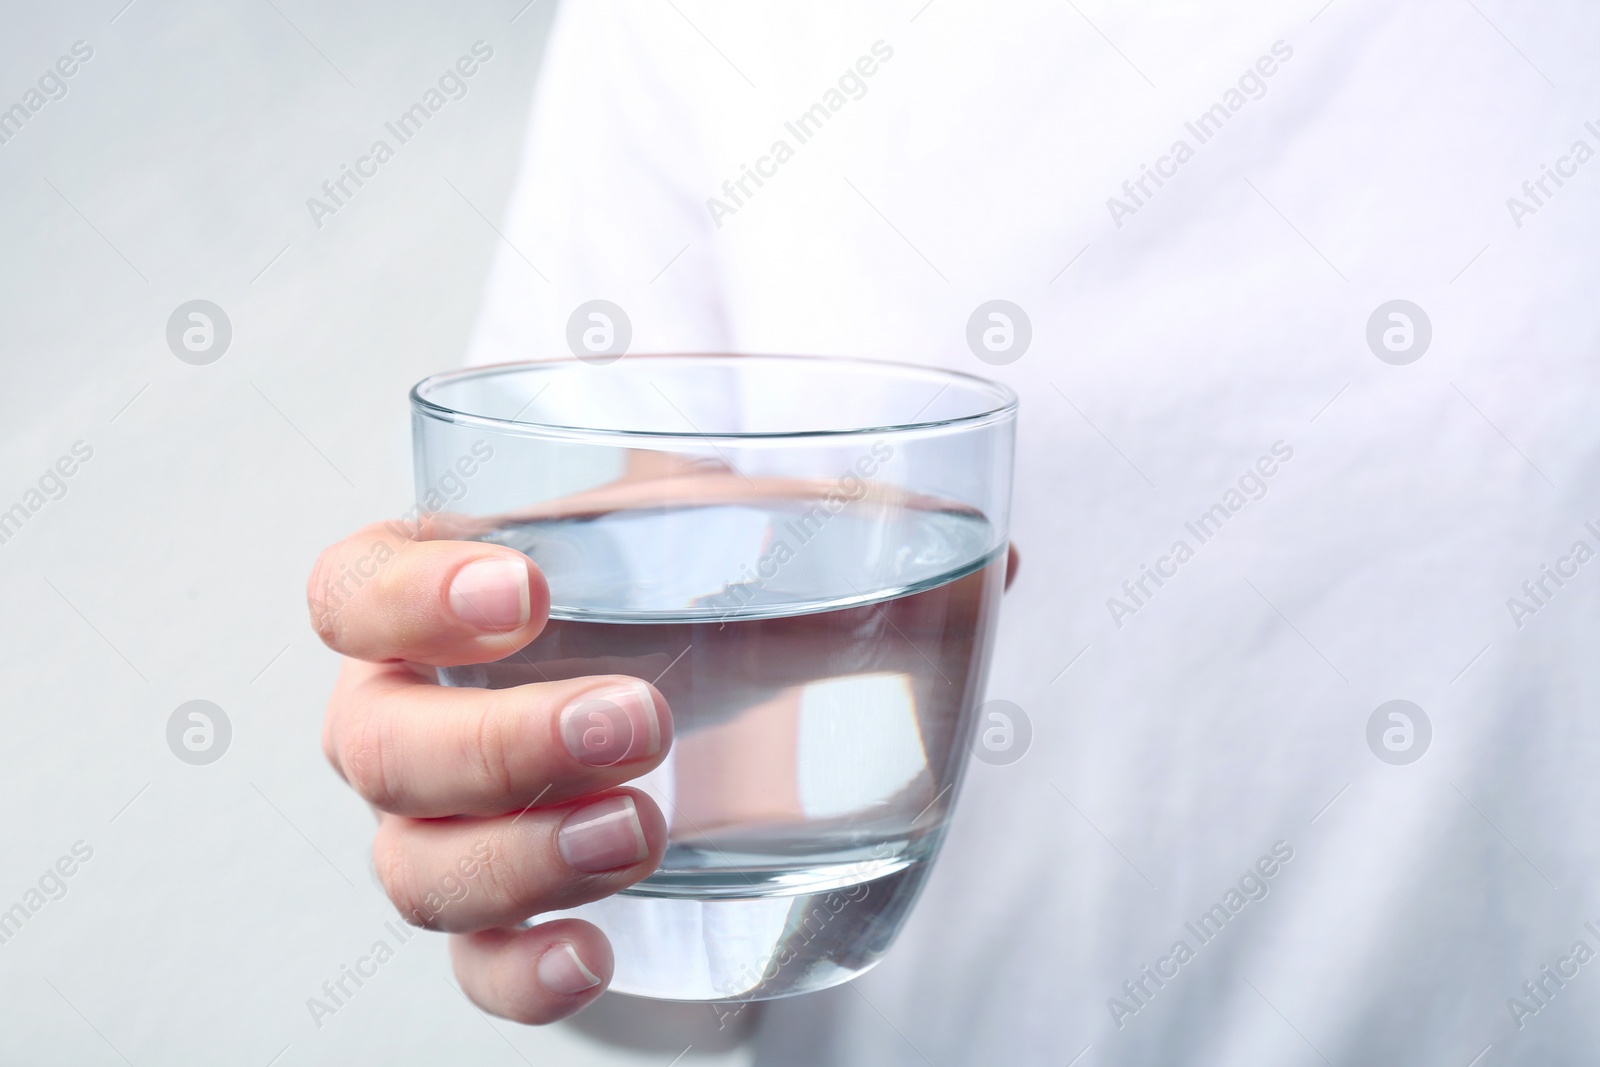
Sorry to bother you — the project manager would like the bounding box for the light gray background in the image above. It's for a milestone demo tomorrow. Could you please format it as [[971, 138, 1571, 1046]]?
[[0, 1, 749, 1062]]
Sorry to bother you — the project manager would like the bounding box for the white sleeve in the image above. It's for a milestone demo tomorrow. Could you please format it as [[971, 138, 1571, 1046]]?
[[466, 0, 731, 367]]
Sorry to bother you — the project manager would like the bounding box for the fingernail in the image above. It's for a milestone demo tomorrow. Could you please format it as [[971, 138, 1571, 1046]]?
[[449, 558, 530, 631], [560, 683, 663, 766], [558, 795, 649, 873], [537, 941, 603, 995]]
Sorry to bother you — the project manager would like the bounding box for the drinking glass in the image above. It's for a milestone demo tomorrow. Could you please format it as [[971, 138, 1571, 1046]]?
[[410, 354, 1016, 1002]]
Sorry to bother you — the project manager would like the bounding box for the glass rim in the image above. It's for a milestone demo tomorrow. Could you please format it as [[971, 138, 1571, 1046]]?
[[410, 353, 1019, 441]]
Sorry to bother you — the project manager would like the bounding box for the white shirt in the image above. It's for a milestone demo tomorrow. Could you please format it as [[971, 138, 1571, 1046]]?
[[469, 2, 1600, 1062]]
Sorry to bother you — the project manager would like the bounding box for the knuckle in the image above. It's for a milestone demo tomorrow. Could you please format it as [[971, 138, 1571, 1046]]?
[[372, 828, 430, 927], [306, 529, 412, 654], [306, 546, 348, 649], [320, 713, 342, 780], [471, 830, 542, 914], [339, 708, 406, 812], [460, 703, 521, 803]]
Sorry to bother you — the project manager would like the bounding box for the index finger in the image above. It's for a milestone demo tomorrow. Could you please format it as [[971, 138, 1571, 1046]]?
[[307, 520, 549, 665]]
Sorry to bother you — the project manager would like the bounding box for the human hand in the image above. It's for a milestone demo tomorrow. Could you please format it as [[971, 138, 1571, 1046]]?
[[307, 519, 672, 1024]]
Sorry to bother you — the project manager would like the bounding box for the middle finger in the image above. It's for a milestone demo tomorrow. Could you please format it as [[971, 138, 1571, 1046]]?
[[327, 662, 671, 817]]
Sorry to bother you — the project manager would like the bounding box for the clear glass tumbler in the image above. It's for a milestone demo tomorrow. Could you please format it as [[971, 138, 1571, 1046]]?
[[410, 354, 1016, 1002]]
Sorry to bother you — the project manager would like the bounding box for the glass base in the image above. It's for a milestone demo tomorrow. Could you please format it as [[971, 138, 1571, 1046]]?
[[548, 858, 928, 1002]]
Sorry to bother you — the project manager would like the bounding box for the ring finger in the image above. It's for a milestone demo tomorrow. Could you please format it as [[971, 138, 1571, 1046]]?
[[373, 787, 667, 933]]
